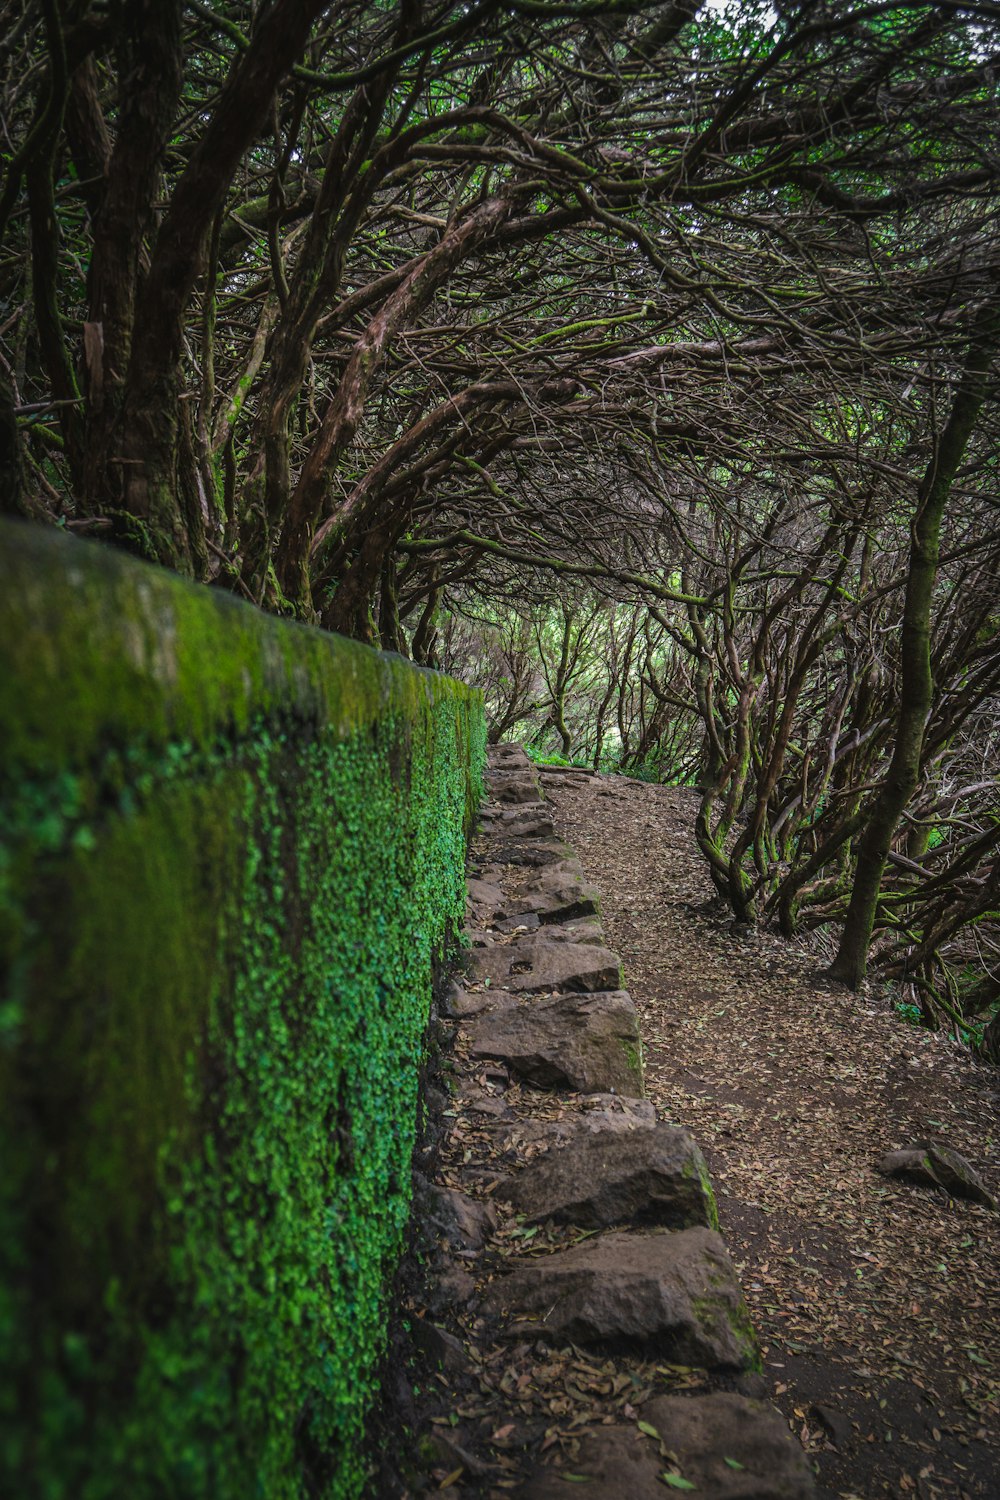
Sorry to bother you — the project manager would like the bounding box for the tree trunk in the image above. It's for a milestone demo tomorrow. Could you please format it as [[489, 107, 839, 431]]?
[[830, 292, 1000, 987]]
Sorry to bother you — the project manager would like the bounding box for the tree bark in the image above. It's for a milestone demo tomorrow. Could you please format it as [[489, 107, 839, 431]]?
[[830, 290, 1000, 987]]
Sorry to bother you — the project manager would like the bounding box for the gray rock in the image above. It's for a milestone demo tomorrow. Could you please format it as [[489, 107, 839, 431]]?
[[466, 1094, 512, 1118], [425, 1263, 477, 1316], [465, 991, 644, 1095], [489, 769, 543, 804], [481, 1227, 758, 1370], [466, 877, 504, 913], [489, 742, 531, 770], [409, 1320, 472, 1375], [505, 1123, 719, 1231], [520, 1392, 815, 1497], [441, 982, 516, 1018], [507, 866, 601, 923], [465, 934, 622, 994], [427, 1184, 497, 1249], [509, 916, 606, 946], [480, 807, 556, 838], [811, 1401, 854, 1452], [489, 837, 577, 868], [877, 1140, 997, 1207], [494, 912, 541, 934], [493, 1097, 658, 1149], [576, 1093, 657, 1126], [645, 1392, 818, 1497], [520, 1426, 651, 1499]]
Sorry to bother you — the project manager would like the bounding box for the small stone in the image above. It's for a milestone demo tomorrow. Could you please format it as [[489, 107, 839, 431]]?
[[466, 877, 504, 912], [465, 991, 644, 1096], [465, 934, 622, 994], [409, 1319, 471, 1375], [877, 1141, 997, 1208], [505, 1123, 718, 1231], [428, 1184, 497, 1249], [467, 1095, 511, 1118], [480, 1227, 758, 1370], [489, 837, 577, 868], [493, 912, 541, 934], [811, 1401, 854, 1451], [425, 1263, 476, 1316], [520, 1392, 816, 1498], [646, 1392, 817, 1495], [506, 866, 602, 922], [442, 983, 516, 1018]]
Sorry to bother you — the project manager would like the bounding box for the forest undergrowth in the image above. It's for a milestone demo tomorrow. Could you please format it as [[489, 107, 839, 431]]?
[[545, 768, 1000, 1500]]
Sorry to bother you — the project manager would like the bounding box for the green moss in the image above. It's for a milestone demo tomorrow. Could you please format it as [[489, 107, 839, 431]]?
[[690, 1293, 762, 1374], [680, 1151, 720, 1232], [0, 522, 485, 1498], [620, 1038, 644, 1087]]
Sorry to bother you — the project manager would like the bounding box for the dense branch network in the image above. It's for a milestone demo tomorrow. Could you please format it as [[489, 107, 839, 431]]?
[[2, 0, 999, 1041]]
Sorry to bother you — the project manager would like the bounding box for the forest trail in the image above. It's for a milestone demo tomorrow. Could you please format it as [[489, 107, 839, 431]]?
[[542, 767, 1000, 1500]]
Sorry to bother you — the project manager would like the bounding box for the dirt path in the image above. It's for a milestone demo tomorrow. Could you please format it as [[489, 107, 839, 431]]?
[[543, 768, 1000, 1500]]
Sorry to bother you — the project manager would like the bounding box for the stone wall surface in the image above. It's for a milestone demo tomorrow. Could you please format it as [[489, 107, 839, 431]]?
[[0, 521, 484, 1499]]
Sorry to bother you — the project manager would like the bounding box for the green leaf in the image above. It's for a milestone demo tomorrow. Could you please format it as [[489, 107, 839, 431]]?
[[723, 1457, 745, 1470], [638, 1420, 661, 1439], [562, 1475, 593, 1483], [661, 1476, 698, 1491]]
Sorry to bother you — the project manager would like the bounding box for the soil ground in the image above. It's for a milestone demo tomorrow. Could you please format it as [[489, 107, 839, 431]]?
[[546, 769, 1000, 1500]]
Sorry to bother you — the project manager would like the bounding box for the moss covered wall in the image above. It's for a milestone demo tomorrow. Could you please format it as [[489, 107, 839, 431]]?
[[0, 521, 485, 1499]]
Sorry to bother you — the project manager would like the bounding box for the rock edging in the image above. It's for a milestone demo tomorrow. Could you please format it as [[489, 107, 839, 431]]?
[[397, 744, 816, 1498]]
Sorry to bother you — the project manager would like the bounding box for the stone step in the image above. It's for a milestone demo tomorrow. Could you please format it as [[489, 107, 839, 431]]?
[[465, 990, 644, 1095], [506, 864, 602, 923], [504, 1122, 719, 1231], [497, 1094, 658, 1146], [465, 933, 622, 993], [489, 742, 532, 771], [520, 1392, 817, 1498], [479, 806, 556, 839], [488, 767, 544, 804], [482, 1226, 759, 1371], [487, 836, 576, 867]]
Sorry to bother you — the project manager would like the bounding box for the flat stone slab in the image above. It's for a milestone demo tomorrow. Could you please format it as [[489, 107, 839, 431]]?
[[505, 1122, 718, 1231], [515, 916, 606, 946], [522, 1392, 816, 1498], [500, 1096, 658, 1146], [507, 865, 602, 923], [442, 982, 518, 1018], [465, 991, 643, 1095], [480, 807, 556, 839], [465, 934, 622, 993], [481, 1227, 758, 1370], [466, 877, 504, 916], [488, 768, 543, 804], [489, 743, 532, 771], [488, 836, 577, 868]]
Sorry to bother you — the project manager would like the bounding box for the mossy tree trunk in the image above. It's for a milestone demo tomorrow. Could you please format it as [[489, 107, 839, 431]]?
[[830, 290, 1000, 989]]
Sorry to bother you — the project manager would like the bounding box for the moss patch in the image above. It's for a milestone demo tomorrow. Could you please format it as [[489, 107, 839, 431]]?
[[681, 1150, 721, 1232], [0, 523, 484, 1498]]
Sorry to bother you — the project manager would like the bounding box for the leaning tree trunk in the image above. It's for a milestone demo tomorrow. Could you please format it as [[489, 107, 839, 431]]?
[[830, 292, 1000, 988]]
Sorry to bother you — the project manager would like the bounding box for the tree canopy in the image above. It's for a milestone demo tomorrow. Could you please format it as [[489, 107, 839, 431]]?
[[3, 0, 999, 1039]]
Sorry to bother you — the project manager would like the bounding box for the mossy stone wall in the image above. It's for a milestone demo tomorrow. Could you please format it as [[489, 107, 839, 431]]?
[[0, 521, 485, 1499]]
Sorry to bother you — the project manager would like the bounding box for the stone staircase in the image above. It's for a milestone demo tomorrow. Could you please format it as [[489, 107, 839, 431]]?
[[405, 744, 816, 1498]]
